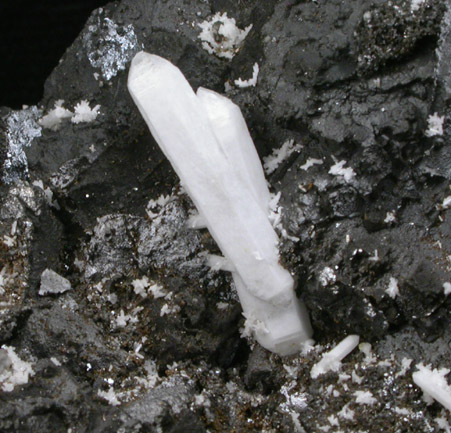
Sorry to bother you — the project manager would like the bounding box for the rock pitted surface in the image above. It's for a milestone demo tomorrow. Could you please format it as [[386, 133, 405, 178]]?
[[0, 0, 449, 431]]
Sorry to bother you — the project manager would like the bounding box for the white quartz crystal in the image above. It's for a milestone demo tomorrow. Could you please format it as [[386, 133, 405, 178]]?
[[128, 52, 312, 355]]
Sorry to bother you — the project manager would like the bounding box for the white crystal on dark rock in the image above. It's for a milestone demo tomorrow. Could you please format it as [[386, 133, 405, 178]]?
[[128, 52, 312, 355]]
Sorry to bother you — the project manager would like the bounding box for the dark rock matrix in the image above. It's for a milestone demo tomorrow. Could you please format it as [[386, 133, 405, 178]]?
[[0, 0, 449, 432]]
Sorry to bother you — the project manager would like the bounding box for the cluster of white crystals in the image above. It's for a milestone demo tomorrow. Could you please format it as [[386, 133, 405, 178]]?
[[0, 345, 34, 392], [128, 52, 312, 355], [39, 100, 101, 130], [198, 12, 252, 59], [425, 112, 445, 137], [263, 139, 302, 175], [328, 159, 356, 183], [385, 277, 399, 299]]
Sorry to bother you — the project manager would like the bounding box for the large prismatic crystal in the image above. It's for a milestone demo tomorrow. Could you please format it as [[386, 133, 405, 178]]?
[[128, 52, 312, 355]]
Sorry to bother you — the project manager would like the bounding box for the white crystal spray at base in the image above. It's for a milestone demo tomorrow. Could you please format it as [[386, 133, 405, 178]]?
[[127, 52, 312, 355]]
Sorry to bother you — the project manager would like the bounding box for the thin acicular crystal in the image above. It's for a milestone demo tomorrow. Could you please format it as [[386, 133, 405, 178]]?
[[311, 335, 360, 378]]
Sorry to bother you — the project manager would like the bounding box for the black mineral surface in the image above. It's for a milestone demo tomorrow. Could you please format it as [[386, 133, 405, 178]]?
[[0, 0, 450, 432]]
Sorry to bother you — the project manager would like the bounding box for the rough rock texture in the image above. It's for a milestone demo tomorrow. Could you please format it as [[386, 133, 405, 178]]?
[[0, 0, 450, 432]]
